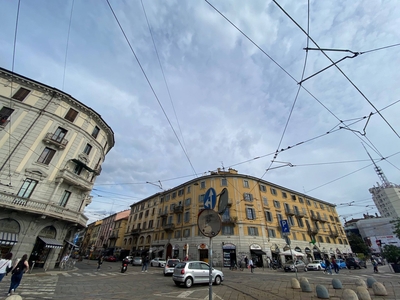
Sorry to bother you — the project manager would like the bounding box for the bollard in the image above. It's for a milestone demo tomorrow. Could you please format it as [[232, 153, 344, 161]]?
[[355, 278, 367, 288], [342, 289, 359, 300], [300, 277, 312, 292], [291, 277, 300, 289], [315, 284, 330, 299], [366, 277, 377, 288], [372, 282, 387, 296], [355, 286, 371, 300], [331, 278, 342, 289]]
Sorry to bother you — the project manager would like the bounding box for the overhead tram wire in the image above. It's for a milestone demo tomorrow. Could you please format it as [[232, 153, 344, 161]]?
[[272, 0, 400, 141], [105, 0, 197, 178], [140, 0, 188, 155], [62, 0, 75, 91]]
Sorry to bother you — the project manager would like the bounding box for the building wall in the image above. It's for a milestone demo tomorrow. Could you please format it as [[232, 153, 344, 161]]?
[[120, 169, 349, 267], [0, 67, 114, 269], [370, 185, 400, 218]]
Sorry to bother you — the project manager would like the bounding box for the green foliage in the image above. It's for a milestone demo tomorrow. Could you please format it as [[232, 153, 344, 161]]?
[[391, 218, 400, 240], [382, 244, 400, 264], [347, 233, 370, 256]]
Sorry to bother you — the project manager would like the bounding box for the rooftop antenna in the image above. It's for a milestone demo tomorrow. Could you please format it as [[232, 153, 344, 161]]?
[[361, 143, 390, 187]]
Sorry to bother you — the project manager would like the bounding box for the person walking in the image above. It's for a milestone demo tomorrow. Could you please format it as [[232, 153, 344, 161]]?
[[0, 253, 13, 282], [248, 258, 254, 273], [372, 258, 379, 273], [7, 254, 29, 296], [331, 257, 339, 274], [244, 256, 249, 268], [323, 257, 332, 275], [266, 257, 272, 268], [96, 255, 104, 270], [141, 255, 149, 272]]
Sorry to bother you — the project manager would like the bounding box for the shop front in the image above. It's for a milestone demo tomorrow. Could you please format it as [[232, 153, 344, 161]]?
[[173, 244, 179, 259], [198, 243, 208, 263], [305, 247, 313, 261], [29, 226, 63, 268], [222, 242, 236, 268], [0, 218, 19, 257], [250, 243, 266, 268], [313, 245, 322, 260]]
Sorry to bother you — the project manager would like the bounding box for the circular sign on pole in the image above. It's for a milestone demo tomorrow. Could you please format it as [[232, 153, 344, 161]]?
[[217, 188, 229, 215], [197, 209, 221, 238]]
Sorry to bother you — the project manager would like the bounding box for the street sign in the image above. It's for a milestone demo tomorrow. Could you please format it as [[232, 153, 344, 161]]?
[[280, 219, 290, 233], [204, 188, 216, 209]]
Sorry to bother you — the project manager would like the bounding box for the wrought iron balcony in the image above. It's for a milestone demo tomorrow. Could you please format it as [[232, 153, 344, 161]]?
[[173, 205, 183, 213], [43, 132, 68, 149], [329, 230, 339, 238], [221, 217, 237, 224], [159, 212, 168, 218], [162, 223, 175, 232], [285, 208, 295, 215], [294, 211, 306, 218], [307, 226, 319, 235], [131, 229, 141, 236]]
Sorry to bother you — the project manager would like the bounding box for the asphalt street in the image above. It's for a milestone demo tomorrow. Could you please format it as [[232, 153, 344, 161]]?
[[1, 260, 399, 300]]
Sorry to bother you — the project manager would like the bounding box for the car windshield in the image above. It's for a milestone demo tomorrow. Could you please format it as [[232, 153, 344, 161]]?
[[176, 262, 186, 268], [285, 260, 295, 264], [168, 259, 180, 264]]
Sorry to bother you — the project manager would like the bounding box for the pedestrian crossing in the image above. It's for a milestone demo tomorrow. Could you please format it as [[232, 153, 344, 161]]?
[[59, 270, 161, 277], [5, 275, 59, 300]]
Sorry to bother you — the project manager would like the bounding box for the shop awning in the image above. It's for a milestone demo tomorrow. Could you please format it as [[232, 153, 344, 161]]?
[[251, 249, 266, 255], [39, 237, 63, 249], [65, 240, 78, 248], [0, 232, 18, 246]]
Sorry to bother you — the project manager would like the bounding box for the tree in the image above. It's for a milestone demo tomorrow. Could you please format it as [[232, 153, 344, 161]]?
[[391, 218, 400, 240], [382, 244, 400, 264], [347, 233, 370, 256]]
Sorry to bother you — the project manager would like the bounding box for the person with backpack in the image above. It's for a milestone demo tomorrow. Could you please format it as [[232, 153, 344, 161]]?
[[323, 257, 332, 275], [372, 258, 379, 273], [7, 254, 29, 296], [0, 253, 13, 282]]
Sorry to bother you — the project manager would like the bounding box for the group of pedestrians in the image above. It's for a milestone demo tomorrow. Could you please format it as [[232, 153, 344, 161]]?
[[0, 253, 30, 296], [323, 256, 340, 275]]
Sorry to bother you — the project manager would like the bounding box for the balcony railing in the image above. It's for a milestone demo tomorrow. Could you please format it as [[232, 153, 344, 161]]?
[[159, 212, 168, 218], [294, 211, 306, 218], [173, 205, 183, 213], [329, 231, 339, 238], [0, 190, 88, 227], [131, 229, 141, 236], [56, 168, 94, 191], [221, 217, 237, 224], [285, 208, 295, 215], [43, 132, 69, 149], [307, 226, 319, 234], [162, 223, 175, 231]]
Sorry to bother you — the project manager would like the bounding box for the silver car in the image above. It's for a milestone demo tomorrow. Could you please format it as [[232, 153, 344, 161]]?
[[164, 259, 180, 276], [173, 261, 224, 288]]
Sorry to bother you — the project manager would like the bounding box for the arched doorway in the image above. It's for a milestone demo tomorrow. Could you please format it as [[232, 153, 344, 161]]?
[[166, 243, 173, 259], [30, 226, 63, 268]]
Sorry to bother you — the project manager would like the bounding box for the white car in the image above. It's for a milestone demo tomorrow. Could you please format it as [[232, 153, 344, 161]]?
[[150, 258, 166, 267], [306, 260, 324, 271]]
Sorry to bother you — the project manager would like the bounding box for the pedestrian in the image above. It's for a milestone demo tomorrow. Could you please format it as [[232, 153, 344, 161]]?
[[323, 257, 332, 275], [0, 253, 13, 282], [372, 258, 379, 273], [8, 254, 29, 296], [244, 256, 249, 268], [97, 255, 104, 270], [331, 257, 339, 274], [142, 255, 149, 272], [266, 257, 271, 268], [248, 258, 254, 273]]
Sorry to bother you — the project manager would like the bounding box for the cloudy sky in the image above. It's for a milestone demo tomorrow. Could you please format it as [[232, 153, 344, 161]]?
[[1, 0, 399, 224]]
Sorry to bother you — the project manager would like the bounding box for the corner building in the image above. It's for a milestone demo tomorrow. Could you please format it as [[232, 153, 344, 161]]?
[[124, 168, 350, 268], [0, 67, 114, 269]]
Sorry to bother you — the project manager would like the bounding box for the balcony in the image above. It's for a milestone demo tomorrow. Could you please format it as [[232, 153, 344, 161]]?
[[310, 214, 319, 221], [221, 217, 237, 225], [42, 132, 68, 149], [55, 168, 94, 191], [0, 190, 88, 227], [307, 226, 319, 235], [285, 208, 295, 215], [329, 231, 339, 238], [173, 205, 183, 213], [294, 211, 306, 218], [159, 212, 168, 218], [108, 234, 118, 240], [131, 229, 141, 236], [162, 223, 175, 232], [319, 216, 328, 223]]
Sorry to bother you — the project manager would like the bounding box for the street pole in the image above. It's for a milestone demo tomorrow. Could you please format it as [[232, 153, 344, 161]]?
[[209, 237, 213, 300]]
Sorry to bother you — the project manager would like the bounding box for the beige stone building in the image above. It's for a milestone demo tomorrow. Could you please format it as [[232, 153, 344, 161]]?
[[0, 67, 114, 269]]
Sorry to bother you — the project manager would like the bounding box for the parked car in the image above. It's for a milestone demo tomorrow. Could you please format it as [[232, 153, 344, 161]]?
[[150, 258, 166, 267], [132, 257, 143, 266], [173, 261, 224, 288], [346, 257, 367, 269], [283, 260, 307, 272], [105, 255, 117, 262], [306, 260, 324, 271], [335, 259, 347, 269], [164, 259, 180, 276]]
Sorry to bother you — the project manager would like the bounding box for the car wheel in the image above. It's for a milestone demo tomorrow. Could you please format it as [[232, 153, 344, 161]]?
[[174, 281, 181, 286], [214, 275, 222, 285], [185, 277, 193, 288]]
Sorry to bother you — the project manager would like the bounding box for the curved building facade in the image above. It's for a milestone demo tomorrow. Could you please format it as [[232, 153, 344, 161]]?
[[0, 68, 114, 269], [123, 168, 351, 267]]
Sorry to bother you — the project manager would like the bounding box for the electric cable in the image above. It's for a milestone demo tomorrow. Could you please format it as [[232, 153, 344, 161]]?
[[62, 0, 75, 91]]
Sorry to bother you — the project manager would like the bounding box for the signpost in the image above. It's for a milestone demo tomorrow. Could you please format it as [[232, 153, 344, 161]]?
[[204, 188, 216, 209], [280, 219, 290, 234]]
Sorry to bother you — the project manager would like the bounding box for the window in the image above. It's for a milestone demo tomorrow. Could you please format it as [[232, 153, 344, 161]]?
[[314, 201, 318, 208], [165, 194, 170, 202], [170, 204, 175, 212], [265, 211, 273, 222], [17, 179, 38, 198], [200, 181, 206, 189], [273, 200, 280, 209], [221, 209, 230, 221], [270, 188, 277, 195], [92, 126, 100, 138], [148, 220, 153, 228], [262, 197, 268, 206], [183, 229, 190, 237], [37, 147, 56, 165], [268, 229, 276, 238], [177, 213, 182, 224], [246, 207, 256, 220], [145, 210, 149, 217], [306, 199, 311, 206], [187, 186, 191, 193], [184, 211, 190, 222], [172, 192, 177, 199], [298, 197, 304, 203], [320, 204, 325, 210], [288, 215, 295, 226], [139, 212, 143, 219], [243, 180, 249, 188], [221, 178, 227, 186], [168, 216, 173, 224], [318, 236, 323, 242], [282, 191, 287, 198], [247, 227, 259, 236], [244, 193, 253, 202], [12, 87, 30, 101], [297, 217, 304, 227], [302, 233, 306, 241], [64, 108, 78, 122], [52, 127, 67, 143], [174, 230, 181, 238], [291, 195, 296, 201], [199, 194, 204, 203], [143, 222, 147, 229], [185, 198, 191, 206], [178, 189, 184, 196], [330, 216, 334, 221], [222, 226, 234, 235], [259, 184, 266, 192], [0, 107, 14, 125], [83, 143, 92, 155], [73, 163, 83, 175], [59, 191, 71, 207]]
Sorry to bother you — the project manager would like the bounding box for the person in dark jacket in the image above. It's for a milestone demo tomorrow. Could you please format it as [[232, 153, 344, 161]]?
[[323, 257, 332, 275], [97, 255, 104, 270], [8, 254, 29, 296]]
